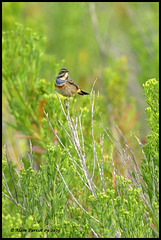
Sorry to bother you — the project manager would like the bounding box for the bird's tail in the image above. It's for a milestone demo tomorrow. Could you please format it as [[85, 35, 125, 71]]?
[[77, 89, 90, 95]]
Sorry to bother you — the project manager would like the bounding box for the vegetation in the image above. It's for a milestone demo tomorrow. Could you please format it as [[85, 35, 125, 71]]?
[[2, 2, 159, 238]]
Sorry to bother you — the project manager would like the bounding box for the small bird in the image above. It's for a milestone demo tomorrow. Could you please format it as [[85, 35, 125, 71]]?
[[55, 68, 89, 99]]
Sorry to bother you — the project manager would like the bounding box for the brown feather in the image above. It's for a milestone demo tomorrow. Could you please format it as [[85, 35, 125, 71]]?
[[77, 89, 90, 95]]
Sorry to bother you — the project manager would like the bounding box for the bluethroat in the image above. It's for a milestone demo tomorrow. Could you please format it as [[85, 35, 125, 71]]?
[[55, 68, 89, 99]]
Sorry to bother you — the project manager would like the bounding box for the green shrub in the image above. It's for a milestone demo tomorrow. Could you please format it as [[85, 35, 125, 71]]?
[[2, 24, 158, 238]]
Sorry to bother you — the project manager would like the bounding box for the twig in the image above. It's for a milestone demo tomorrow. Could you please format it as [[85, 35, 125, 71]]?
[[58, 119, 73, 144], [90, 227, 99, 238], [56, 164, 99, 223], [48, 93, 97, 198], [102, 124, 152, 211], [2, 191, 18, 205], [54, 92, 67, 119], [91, 91, 96, 179], [58, 120, 91, 190], [2, 172, 26, 211], [134, 135, 146, 159], [78, 110, 86, 158], [59, 96, 97, 199], [110, 146, 120, 196], [100, 134, 105, 192], [28, 139, 34, 169], [90, 77, 98, 94], [3, 145, 19, 204], [116, 125, 141, 174], [2, 174, 16, 203], [43, 109, 82, 171]]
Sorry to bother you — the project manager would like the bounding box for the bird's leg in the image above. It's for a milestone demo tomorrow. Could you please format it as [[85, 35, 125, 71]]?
[[64, 98, 68, 105], [64, 97, 70, 111], [64, 97, 74, 111]]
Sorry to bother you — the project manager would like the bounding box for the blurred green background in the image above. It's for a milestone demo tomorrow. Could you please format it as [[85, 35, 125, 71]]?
[[2, 2, 159, 162]]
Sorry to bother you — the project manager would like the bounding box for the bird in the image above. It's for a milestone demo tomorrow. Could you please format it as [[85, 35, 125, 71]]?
[[55, 68, 90, 99]]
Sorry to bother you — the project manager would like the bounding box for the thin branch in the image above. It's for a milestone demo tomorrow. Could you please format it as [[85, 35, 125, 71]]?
[[58, 119, 73, 144], [100, 134, 105, 192], [50, 93, 97, 198], [91, 91, 96, 179], [56, 164, 99, 223], [78, 110, 86, 158], [59, 97, 97, 199], [28, 139, 34, 169], [90, 227, 99, 238], [54, 91, 67, 119], [58, 115, 92, 191], [3, 146, 19, 204], [43, 109, 82, 171], [116, 125, 141, 175], [134, 135, 146, 159], [2, 191, 18, 205], [110, 146, 120, 196], [90, 77, 98, 94], [2, 175, 15, 201], [102, 124, 152, 211], [2, 173, 27, 212]]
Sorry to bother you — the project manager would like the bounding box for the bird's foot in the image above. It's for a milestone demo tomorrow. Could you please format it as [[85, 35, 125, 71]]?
[[64, 98, 70, 110]]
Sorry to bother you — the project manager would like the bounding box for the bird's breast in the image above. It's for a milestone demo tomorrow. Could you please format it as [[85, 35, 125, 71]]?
[[55, 77, 66, 87]]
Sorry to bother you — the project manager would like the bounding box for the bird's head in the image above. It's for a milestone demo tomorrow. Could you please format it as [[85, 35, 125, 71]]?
[[57, 68, 69, 79]]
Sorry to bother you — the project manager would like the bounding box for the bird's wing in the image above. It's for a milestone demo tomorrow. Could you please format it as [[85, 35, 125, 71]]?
[[66, 76, 79, 89]]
